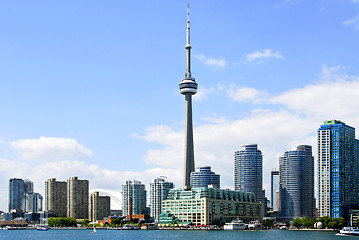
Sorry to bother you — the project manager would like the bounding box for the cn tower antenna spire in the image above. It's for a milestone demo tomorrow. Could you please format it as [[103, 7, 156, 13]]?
[[186, 3, 191, 78]]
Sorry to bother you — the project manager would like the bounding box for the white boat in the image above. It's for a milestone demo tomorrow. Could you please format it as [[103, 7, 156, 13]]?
[[224, 220, 247, 230], [90, 227, 97, 234], [339, 227, 359, 235], [248, 220, 262, 230], [122, 224, 139, 230], [37, 226, 50, 231]]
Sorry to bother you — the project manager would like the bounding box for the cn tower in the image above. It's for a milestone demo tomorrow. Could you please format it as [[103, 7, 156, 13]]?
[[179, 4, 198, 188]]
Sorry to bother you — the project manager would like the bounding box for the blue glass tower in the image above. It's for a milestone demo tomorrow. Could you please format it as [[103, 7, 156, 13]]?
[[8, 178, 34, 212], [9, 178, 25, 211], [190, 166, 220, 189], [279, 145, 315, 219], [234, 144, 266, 215], [318, 120, 359, 220]]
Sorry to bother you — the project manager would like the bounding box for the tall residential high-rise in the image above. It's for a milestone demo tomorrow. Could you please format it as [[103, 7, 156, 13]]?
[[122, 180, 147, 217], [89, 192, 110, 222], [179, 5, 198, 188], [26, 192, 43, 213], [279, 145, 315, 219], [8, 178, 34, 212], [270, 170, 279, 211], [318, 120, 359, 219], [67, 176, 89, 219], [234, 144, 266, 215], [45, 178, 67, 217], [190, 166, 220, 189], [9, 178, 25, 211], [150, 177, 174, 222]]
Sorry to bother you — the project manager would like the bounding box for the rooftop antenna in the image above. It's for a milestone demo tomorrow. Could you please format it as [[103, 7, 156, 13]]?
[[185, 3, 191, 78]]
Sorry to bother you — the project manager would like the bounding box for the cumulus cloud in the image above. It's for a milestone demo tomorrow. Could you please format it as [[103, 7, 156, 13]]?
[[343, 14, 359, 30], [133, 125, 183, 168], [195, 54, 227, 69], [193, 86, 215, 102], [246, 49, 284, 62], [9, 137, 93, 161], [272, 65, 359, 120], [227, 84, 268, 103]]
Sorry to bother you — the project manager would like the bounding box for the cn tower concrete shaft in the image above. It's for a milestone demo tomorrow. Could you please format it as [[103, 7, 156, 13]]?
[[184, 93, 195, 188]]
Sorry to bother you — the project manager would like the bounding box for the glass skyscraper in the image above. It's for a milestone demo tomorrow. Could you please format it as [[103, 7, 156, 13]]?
[[190, 166, 220, 189], [270, 170, 279, 211], [279, 145, 315, 219], [234, 144, 266, 215], [150, 177, 174, 222], [318, 120, 359, 220], [9, 178, 36, 212], [122, 180, 147, 217]]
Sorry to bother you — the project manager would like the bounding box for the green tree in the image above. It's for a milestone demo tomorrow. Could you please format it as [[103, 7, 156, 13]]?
[[292, 218, 303, 228], [318, 216, 332, 229], [48, 217, 77, 227], [328, 217, 344, 230], [302, 217, 315, 229], [48, 217, 57, 227], [81, 219, 90, 226], [263, 219, 274, 228], [109, 218, 121, 227]]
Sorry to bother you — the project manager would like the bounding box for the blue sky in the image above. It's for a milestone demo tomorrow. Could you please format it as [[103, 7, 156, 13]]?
[[0, 0, 359, 211]]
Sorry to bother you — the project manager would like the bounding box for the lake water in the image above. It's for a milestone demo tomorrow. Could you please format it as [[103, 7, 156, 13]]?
[[0, 229, 353, 240]]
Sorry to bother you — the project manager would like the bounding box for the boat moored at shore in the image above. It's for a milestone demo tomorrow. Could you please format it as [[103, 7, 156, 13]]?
[[339, 227, 359, 235], [223, 220, 247, 230]]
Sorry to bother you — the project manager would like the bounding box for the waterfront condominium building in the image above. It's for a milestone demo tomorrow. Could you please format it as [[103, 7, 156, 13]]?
[[150, 177, 174, 222], [190, 166, 220, 189], [162, 187, 262, 225], [279, 145, 315, 219], [318, 120, 359, 220], [67, 176, 89, 219], [89, 192, 110, 222], [270, 170, 279, 211], [122, 180, 147, 217], [8, 178, 34, 212], [26, 192, 43, 213], [234, 144, 266, 215], [45, 178, 67, 217]]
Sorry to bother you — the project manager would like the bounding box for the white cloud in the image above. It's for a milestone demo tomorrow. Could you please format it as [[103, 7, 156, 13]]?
[[193, 86, 215, 102], [195, 54, 227, 68], [246, 49, 284, 62], [9, 137, 93, 161], [133, 125, 183, 168], [227, 84, 268, 103], [271, 65, 359, 119], [343, 14, 359, 30]]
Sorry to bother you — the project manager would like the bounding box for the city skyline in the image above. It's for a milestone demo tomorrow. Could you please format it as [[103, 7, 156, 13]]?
[[0, 1, 359, 211]]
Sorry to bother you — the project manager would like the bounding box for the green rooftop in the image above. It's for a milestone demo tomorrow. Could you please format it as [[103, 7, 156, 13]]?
[[324, 120, 344, 125]]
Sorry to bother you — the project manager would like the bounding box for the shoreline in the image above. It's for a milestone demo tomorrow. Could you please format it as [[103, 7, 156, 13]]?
[[289, 228, 336, 231]]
